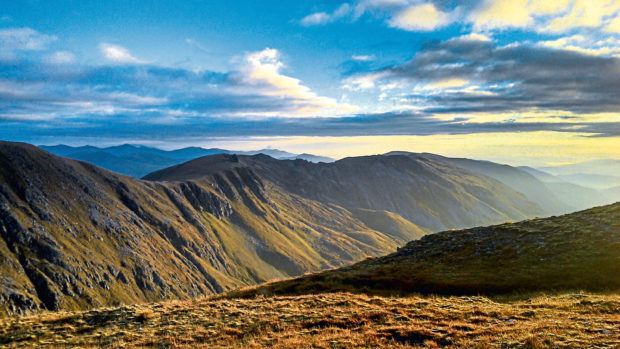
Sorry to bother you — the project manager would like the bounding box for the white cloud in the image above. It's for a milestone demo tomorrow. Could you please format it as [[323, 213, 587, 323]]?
[[470, 0, 533, 30], [470, 0, 620, 33], [44, 51, 76, 64], [99, 43, 145, 64], [342, 72, 387, 90], [389, 3, 450, 31], [546, 0, 620, 32], [454, 33, 492, 42], [300, 3, 352, 26], [0, 27, 57, 51], [238, 48, 356, 116], [352, 54, 375, 61], [424, 78, 470, 90], [538, 34, 620, 57], [301, 12, 332, 26], [605, 15, 620, 33]]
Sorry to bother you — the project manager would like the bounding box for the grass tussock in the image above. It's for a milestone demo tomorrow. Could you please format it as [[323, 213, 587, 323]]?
[[0, 292, 618, 348]]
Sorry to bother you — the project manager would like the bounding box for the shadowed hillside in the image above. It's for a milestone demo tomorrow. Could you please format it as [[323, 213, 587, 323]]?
[[387, 152, 574, 215], [0, 142, 421, 316], [232, 202, 620, 298]]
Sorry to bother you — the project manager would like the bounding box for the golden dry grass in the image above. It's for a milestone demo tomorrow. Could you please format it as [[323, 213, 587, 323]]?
[[0, 292, 618, 348]]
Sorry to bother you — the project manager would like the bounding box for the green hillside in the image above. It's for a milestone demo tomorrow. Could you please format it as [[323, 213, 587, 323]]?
[[232, 202, 620, 297], [0, 142, 421, 316]]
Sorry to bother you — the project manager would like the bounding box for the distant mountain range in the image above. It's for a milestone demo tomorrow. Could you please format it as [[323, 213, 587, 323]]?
[[1, 141, 551, 315], [39, 144, 335, 178], [539, 160, 620, 191], [39, 144, 620, 210]]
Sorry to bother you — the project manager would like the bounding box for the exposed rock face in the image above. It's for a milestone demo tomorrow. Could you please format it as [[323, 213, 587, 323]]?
[[0, 142, 423, 316]]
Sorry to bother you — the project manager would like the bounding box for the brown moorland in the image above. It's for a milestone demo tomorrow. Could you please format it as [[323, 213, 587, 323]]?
[[0, 292, 618, 348]]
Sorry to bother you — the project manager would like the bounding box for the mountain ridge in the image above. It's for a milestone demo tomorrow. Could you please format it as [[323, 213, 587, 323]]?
[[144, 152, 545, 232], [0, 141, 420, 316], [39, 144, 334, 178]]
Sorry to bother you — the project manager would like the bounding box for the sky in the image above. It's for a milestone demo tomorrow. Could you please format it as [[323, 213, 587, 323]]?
[[1, 0, 620, 165]]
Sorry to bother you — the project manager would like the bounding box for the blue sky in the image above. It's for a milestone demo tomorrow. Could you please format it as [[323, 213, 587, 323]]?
[[1, 0, 620, 164]]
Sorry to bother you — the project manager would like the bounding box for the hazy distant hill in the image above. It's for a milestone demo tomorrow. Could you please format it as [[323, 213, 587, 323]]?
[[281, 153, 335, 163], [235, 202, 620, 298], [540, 159, 620, 177], [539, 160, 620, 190], [0, 142, 422, 316], [145, 153, 544, 232], [38, 144, 328, 177], [519, 166, 613, 210], [556, 173, 620, 190], [606, 185, 620, 202]]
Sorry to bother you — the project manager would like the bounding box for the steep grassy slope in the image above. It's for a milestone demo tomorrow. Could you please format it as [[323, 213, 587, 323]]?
[[233, 203, 620, 297], [1, 293, 617, 348], [351, 208, 430, 244], [0, 142, 422, 316], [145, 153, 544, 232]]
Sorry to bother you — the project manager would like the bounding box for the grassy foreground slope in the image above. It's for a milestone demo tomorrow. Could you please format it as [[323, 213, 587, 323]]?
[[233, 202, 620, 298], [1, 293, 618, 348]]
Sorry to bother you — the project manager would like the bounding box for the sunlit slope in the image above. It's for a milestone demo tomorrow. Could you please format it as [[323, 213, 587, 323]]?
[[351, 208, 430, 244], [233, 202, 620, 297], [146, 153, 545, 232], [1, 293, 618, 348], [0, 142, 419, 316]]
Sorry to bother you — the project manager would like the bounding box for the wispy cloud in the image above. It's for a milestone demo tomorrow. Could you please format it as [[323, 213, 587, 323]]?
[[300, 3, 352, 26], [99, 43, 145, 64], [351, 55, 375, 61], [43, 51, 76, 64], [185, 38, 210, 53], [0, 27, 57, 59], [389, 3, 451, 31]]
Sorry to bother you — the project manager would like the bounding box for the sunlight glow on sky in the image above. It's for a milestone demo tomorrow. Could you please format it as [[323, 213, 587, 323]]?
[[1, 0, 620, 164]]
